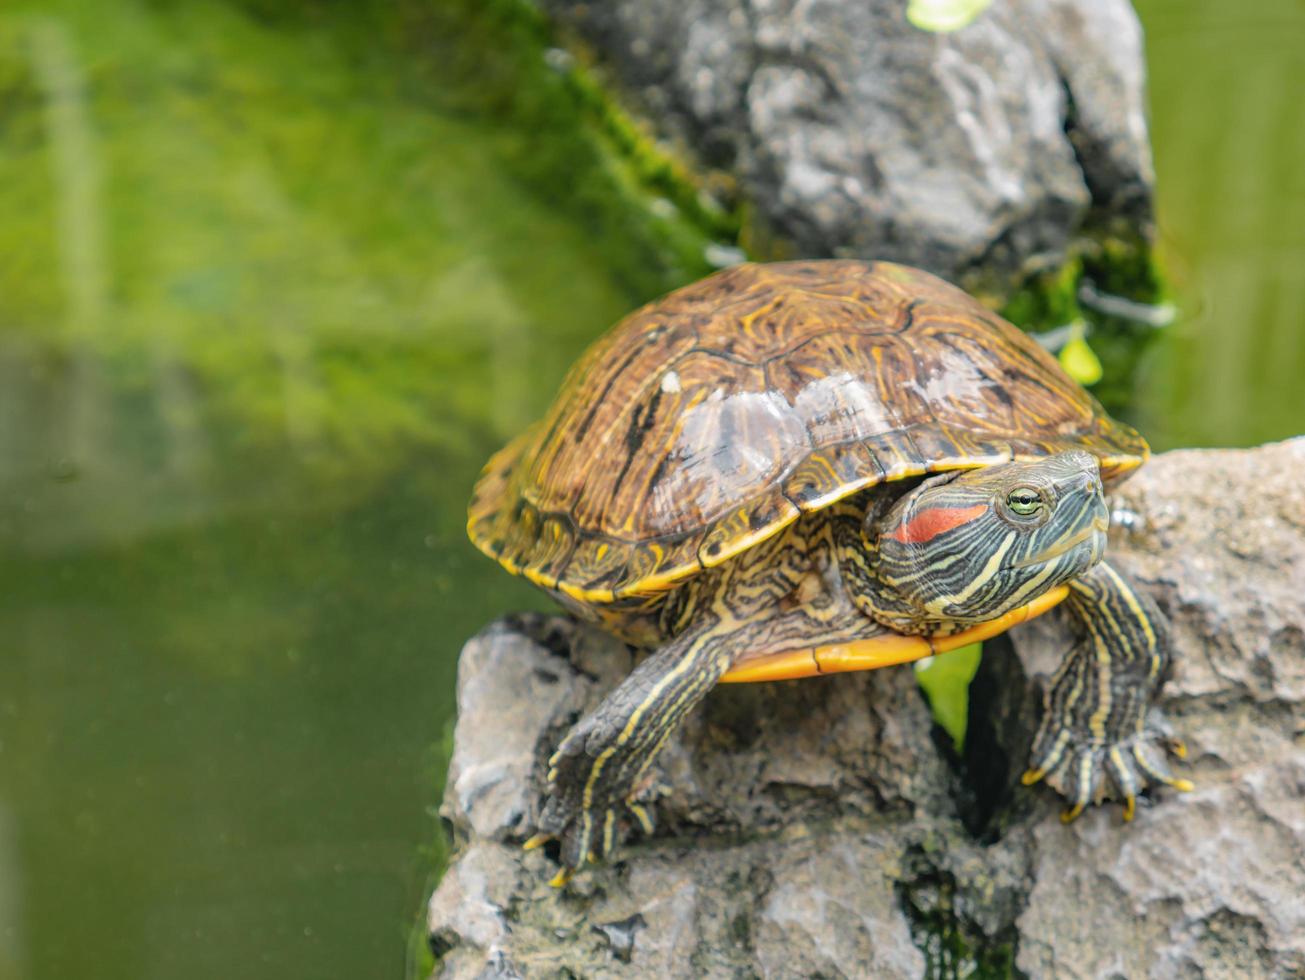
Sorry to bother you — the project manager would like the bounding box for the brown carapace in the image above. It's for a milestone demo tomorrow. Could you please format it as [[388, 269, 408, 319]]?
[[468, 260, 1147, 604]]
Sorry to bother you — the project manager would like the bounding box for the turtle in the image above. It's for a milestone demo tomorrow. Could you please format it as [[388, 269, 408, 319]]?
[[467, 259, 1190, 885]]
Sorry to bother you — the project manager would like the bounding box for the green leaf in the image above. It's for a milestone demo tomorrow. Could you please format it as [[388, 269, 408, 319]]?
[[906, 0, 994, 33], [915, 643, 983, 751], [1059, 322, 1105, 386]]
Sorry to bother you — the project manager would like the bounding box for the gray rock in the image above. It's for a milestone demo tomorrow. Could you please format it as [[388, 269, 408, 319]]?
[[429, 440, 1305, 978], [541, 0, 1155, 284], [1008, 440, 1305, 979]]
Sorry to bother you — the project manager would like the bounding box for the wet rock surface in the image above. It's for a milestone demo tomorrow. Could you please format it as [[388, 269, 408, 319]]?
[[540, 0, 1153, 284], [428, 440, 1305, 978]]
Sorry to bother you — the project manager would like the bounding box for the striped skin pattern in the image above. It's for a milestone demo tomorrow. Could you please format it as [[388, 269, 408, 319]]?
[[474, 261, 1182, 882], [1023, 563, 1190, 821], [846, 451, 1109, 636], [467, 260, 1147, 604], [529, 453, 1159, 882], [536, 499, 903, 880]]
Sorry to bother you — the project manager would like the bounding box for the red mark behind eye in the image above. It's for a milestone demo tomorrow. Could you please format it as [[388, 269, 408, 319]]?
[[886, 503, 988, 544]]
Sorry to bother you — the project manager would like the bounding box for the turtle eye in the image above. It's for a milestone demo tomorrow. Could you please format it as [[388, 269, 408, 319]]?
[[1006, 487, 1043, 516]]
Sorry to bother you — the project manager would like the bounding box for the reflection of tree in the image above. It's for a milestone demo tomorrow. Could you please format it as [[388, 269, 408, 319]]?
[[4, 19, 210, 552], [29, 18, 106, 335]]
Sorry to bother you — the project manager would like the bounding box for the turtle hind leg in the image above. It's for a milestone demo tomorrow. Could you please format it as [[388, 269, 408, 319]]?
[[531, 616, 735, 883], [1022, 561, 1192, 822]]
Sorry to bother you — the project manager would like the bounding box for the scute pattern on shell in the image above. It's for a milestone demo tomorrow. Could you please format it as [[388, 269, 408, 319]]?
[[468, 260, 1147, 602]]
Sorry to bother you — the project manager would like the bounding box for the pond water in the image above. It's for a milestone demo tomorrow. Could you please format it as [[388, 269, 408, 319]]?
[[0, 1, 1300, 978]]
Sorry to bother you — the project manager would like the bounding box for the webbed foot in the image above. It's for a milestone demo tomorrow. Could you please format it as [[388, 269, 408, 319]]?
[[523, 715, 662, 886], [1022, 721, 1192, 822], [1024, 561, 1191, 823], [519, 616, 733, 885]]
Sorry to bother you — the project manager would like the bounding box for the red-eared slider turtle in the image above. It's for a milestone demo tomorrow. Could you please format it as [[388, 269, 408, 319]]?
[[468, 259, 1190, 884]]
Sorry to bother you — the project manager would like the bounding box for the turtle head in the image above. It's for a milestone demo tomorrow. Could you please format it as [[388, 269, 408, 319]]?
[[865, 451, 1109, 633]]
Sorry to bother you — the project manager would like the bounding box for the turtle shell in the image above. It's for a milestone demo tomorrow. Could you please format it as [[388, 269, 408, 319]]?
[[468, 260, 1147, 602]]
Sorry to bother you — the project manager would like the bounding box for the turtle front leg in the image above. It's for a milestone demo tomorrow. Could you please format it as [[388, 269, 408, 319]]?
[[529, 618, 734, 885], [1023, 561, 1192, 821]]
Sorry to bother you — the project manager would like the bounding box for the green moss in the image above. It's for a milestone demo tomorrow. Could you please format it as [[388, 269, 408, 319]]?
[[407, 714, 457, 980], [1074, 237, 1170, 413], [999, 258, 1082, 333], [1000, 237, 1169, 416], [900, 866, 1019, 979], [417, 0, 733, 296]]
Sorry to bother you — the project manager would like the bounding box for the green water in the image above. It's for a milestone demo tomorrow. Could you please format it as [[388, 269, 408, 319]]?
[[0, 1, 1299, 978], [1135, 0, 1305, 448]]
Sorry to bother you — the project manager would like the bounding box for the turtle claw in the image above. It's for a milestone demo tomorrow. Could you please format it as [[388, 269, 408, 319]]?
[[1027, 719, 1192, 822], [1127, 738, 1195, 791], [530, 726, 658, 884], [531, 795, 657, 885], [534, 797, 617, 882], [1021, 766, 1047, 786], [1060, 802, 1086, 824]]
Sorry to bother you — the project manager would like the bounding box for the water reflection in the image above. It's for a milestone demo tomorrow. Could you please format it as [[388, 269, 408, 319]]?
[[0, 2, 650, 977], [1134, 0, 1305, 447]]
